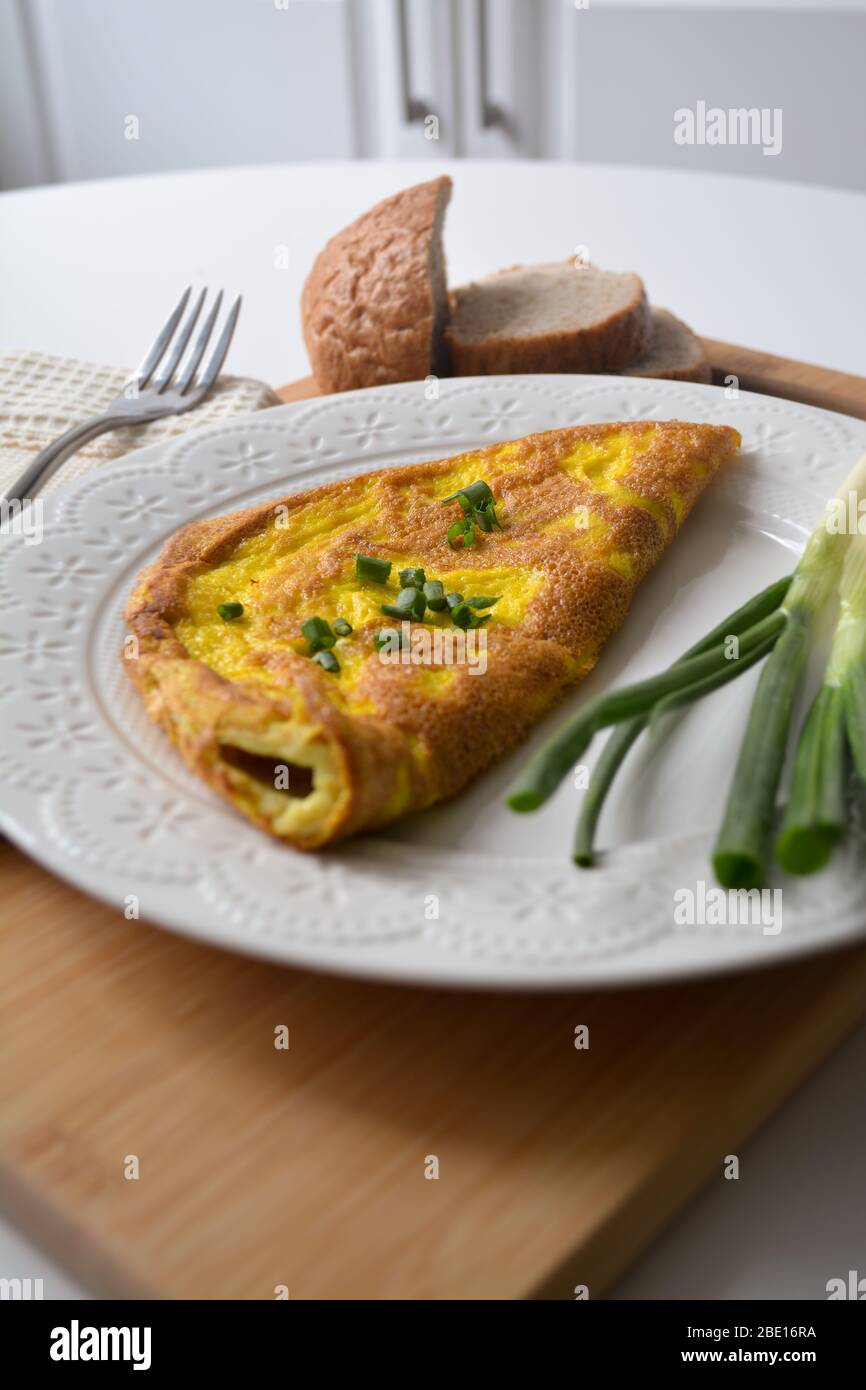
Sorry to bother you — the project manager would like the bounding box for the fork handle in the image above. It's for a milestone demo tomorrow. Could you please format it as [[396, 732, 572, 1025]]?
[[3, 413, 137, 506]]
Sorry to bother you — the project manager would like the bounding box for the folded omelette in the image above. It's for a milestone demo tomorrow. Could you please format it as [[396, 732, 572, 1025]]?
[[124, 421, 739, 848]]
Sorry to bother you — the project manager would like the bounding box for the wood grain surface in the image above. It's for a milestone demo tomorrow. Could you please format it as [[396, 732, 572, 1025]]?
[[4, 837, 866, 1301], [278, 342, 866, 420], [3, 346, 866, 1300], [702, 339, 866, 422]]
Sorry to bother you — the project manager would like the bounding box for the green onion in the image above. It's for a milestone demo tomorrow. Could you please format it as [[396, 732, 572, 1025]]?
[[842, 666, 866, 784], [774, 686, 847, 874], [381, 586, 426, 622], [573, 722, 645, 867], [832, 543, 866, 784], [442, 479, 502, 545], [451, 603, 491, 631], [473, 500, 501, 533], [647, 626, 783, 729], [441, 480, 495, 508], [355, 554, 391, 583], [573, 576, 793, 866], [313, 649, 340, 674], [399, 567, 426, 588], [707, 617, 812, 889], [464, 595, 500, 609], [217, 601, 244, 621], [447, 518, 475, 549], [423, 580, 448, 611], [301, 616, 335, 653], [332, 618, 353, 637], [712, 470, 864, 888], [508, 612, 785, 814], [774, 536, 866, 873], [446, 592, 464, 610], [510, 449, 866, 888]]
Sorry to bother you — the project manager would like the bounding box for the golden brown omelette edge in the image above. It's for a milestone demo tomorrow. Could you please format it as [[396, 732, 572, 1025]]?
[[123, 421, 740, 848]]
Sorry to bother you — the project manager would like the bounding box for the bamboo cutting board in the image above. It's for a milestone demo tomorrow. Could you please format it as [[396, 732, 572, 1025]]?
[[2, 344, 866, 1300]]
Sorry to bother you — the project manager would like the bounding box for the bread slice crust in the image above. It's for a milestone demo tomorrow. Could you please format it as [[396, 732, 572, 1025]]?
[[301, 176, 452, 393], [446, 261, 650, 376], [620, 306, 711, 384]]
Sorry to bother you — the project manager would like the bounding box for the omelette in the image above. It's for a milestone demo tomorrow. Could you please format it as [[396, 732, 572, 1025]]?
[[124, 421, 739, 848]]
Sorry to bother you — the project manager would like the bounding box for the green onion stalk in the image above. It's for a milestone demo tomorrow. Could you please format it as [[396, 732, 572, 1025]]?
[[508, 585, 791, 816], [506, 451, 866, 887], [573, 576, 791, 866], [713, 454, 866, 887], [837, 542, 866, 785], [774, 538, 866, 874]]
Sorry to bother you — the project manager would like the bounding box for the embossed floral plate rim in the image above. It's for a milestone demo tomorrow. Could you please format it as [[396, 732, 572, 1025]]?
[[2, 374, 866, 989]]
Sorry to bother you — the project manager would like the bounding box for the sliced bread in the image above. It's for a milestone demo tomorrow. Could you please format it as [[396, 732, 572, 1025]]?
[[619, 306, 710, 384], [301, 176, 452, 393], [445, 261, 649, 376]]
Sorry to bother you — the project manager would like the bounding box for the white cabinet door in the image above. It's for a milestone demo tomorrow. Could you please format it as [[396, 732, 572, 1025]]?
[[353, 0, 458, 159], [0, 1, 55, 188], [454, 0, 544, 158], [13, 0, 360, 184], [536, 0, 866, 192]]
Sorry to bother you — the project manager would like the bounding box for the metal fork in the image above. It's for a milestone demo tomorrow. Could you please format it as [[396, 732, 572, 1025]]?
[[5, 286, 242, 505]]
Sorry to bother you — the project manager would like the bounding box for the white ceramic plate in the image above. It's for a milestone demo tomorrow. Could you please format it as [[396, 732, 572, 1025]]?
[[3, 375, 866, 988]]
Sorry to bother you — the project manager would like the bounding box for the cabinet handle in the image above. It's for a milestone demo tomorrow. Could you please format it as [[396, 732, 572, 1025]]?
[[397, 0, 432, 125], [477, 0, 506, 131]]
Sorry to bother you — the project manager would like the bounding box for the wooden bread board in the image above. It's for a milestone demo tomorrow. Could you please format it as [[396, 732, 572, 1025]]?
[[277, 340, 866, 420], [2, 344, 866, 1300]]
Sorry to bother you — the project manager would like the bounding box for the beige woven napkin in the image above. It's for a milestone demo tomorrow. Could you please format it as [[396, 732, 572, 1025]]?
[[0, 347, 282, 498]]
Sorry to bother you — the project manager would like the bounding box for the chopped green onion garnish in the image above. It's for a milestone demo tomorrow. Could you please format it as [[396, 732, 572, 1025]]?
[[423, 580, 448, 611], [301, 616, 335, 653], [355, 554, 392, 583], [475, 502, 501, 533], [447, 518, 474, 549], [333, 618, 353, 637], [313, 649, 340, 673], [217, 602, 244, 621], [446, 592, 464, 609], [464, 595, 500, 609], [450, 603, 491, 631], [441, 480, 502, 544], [399, 567, 426, 589], [441, 480, 495, 508], [381, 586, 426, 622]]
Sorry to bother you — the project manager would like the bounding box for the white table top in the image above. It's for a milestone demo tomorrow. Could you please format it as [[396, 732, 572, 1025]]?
[[2, 158, 866, 1302], [2, 159, 866, 381]]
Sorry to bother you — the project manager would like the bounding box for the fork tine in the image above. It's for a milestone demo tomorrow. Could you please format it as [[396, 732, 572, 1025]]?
[[153, 287, 206, 392], [134, 285, 191, 386], [175, 290, 223, 393], [197, 294, 242, 391]]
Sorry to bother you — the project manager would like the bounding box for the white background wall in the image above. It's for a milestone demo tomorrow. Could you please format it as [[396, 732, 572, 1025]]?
[[1, 0, 865, 192], [572, 4, 866, 192]]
